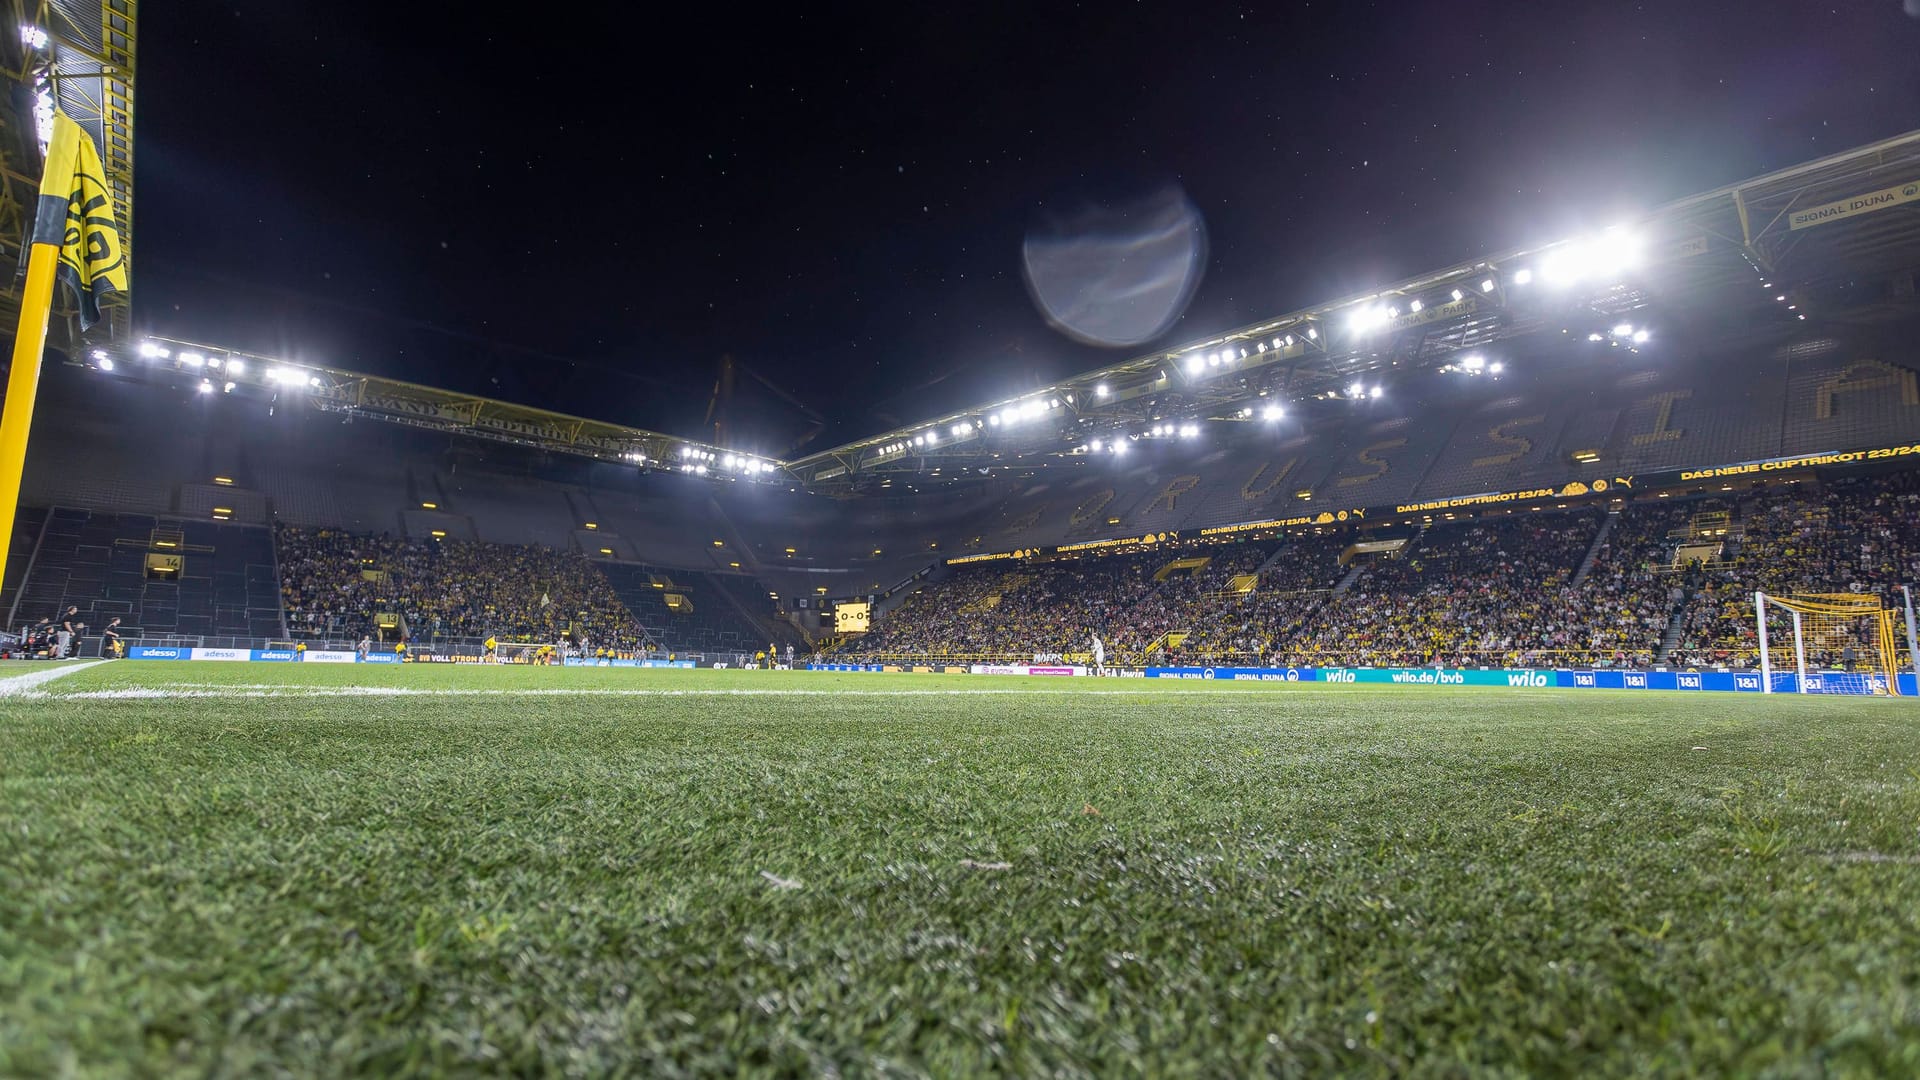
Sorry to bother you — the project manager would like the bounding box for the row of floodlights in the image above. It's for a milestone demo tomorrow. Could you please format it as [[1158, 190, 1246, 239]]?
[[674, 445, 774, 476], [132, 341, 326, 390], [1585, 322, 1651, 345], [1344, 228, 1644, 337], [1182, 329, 1320, 376]]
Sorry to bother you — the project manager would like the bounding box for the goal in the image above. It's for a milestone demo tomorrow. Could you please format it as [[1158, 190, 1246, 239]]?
[[1754, 592, 1901, 695], [496, 641, 558, 664]]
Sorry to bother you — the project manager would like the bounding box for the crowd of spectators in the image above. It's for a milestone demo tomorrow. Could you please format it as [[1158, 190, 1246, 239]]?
[[846, 540, 1280, 661], [840, 475, 1920, 672], [1272, 512, 1602, 668], [1671, 477, 1920, 668], [277, 525, 654, 654]]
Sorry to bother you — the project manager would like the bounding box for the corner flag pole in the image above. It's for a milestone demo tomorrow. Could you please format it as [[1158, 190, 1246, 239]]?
[[0, 111, 128, 597], [0, 210, 63, 592]]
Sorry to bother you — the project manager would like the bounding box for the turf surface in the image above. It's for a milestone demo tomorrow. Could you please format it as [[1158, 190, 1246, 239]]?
[[3, 661, 1918, 1075]]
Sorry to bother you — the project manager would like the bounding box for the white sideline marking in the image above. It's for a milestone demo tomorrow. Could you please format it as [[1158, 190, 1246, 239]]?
[[0, 660, 110, 698]]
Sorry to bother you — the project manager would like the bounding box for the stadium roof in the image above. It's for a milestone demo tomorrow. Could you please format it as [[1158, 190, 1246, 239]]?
[[783, 126, 1920, 491], [71, 127, 1920, 497], [0, 1, 138, 344]]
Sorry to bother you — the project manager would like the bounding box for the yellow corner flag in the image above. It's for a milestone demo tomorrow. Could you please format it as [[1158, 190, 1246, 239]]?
[[0, 111, 129, 601], [35, 111, 128, 330]]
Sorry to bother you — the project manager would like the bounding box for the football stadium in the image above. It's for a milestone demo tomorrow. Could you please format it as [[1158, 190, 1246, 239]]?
[[4, 4, 1920, 1075]]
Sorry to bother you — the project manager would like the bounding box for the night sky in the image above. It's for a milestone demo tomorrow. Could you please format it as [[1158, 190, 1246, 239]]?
[[136, 1, 1920, 456]]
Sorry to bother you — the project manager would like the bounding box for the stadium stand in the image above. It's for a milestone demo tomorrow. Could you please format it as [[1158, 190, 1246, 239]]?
[[7, 509, 282, 643], [842, 480, 1920, 672], [1670, 476, 1920, 668], [596, 561, 784, 657], [275, 525, 651, 653]]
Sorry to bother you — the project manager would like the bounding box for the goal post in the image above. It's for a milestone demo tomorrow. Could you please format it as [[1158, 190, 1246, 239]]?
[[1754, 591, 1901, 695]]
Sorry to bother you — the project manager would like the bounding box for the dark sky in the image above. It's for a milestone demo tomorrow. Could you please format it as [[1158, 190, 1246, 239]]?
[[136, 1, 1920, 456]]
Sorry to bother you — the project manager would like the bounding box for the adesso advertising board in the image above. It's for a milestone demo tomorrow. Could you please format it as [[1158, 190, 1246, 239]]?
[[130, 647, 399, 663]]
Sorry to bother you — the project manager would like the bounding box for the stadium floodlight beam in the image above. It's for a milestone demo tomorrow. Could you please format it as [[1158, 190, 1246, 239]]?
[[1511, 268, 1532, 285], [1463, 354, 1486, 370], [1262, 404, 1283, 421], [1490, 361, 1504, 373], [1112, 440, 1128, 455], [1369, 385, 1383, 399], [1347, 381, 1365, 398], [1633, 330, 1650, 344]]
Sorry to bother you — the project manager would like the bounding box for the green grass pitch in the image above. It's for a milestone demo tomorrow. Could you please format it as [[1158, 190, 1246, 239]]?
[[3, 661, 1918, 1075]]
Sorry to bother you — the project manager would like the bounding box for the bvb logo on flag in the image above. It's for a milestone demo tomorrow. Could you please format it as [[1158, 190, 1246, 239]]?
[[32, 112, 128, 329], [59, 168, 124, 293]]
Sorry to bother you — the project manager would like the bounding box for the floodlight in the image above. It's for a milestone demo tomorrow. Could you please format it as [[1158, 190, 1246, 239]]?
[[1462, 354, 1485, 370], [97, 356, 113, 372], [1588, 332, 1605, 342], [1612, 322, 1634, 336], [1512, 268, 1533, 285], [1409, 299, 1423, 313], [225, 359, 244, 376], [1347, 381, 1365, 397], [197, 379, 214, 394], [179, 352, 206, 367], [1369, 385, 1383, 399], [138, 341, 170, 359], [1089, 438, 1102, 452], [207, 357, 223, 370], [1207, 352, 1220, 367], [1112, 440, 1128, 455], [308, 376, 323, 389], [1306, 328, 1317, 340], [695, 464, 707, 475], [1262, 404, 1283, 420], [988, 414, 1001, 426], [1095, 383, 1109, 398], [1450, 288, 1464, 301], [1285, 334, 1296, 346], [1490, 361, 1505, 373], [1480, 278, 1495, 293], [224, 381, 236, 393], [1185, 354, 1204, 374]]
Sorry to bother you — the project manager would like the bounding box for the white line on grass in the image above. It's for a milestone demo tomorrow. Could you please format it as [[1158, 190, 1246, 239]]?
[[0, 660, 111, 698]]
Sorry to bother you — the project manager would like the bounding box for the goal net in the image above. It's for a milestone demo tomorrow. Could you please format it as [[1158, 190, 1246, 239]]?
[[496, 641, 558, 664], [1754, 592, 1900, 695]]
